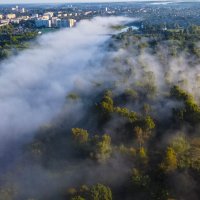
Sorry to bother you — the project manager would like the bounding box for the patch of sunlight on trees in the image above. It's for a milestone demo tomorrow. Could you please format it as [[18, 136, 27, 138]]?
[[160, 147, 178, 173], [170, 85, 200, 124], [68, 183, 112, 200], [72, 128, 89, 144]]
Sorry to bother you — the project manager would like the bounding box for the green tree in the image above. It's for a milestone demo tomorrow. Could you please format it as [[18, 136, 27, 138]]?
[[134, 126, 144, 148], [161, 147, 177, 172], [170, 85, 200, 124], [169, 134, 190, 168], [143, 116, 155, 131], [72, 128, 89, 144], [170, 134, 190, 155], [88, 184, 112, 200], [142, 103, 151, 116], [131, 168, 150, 188], [90, 134, 112, 161], [101, 91, 114, 112]]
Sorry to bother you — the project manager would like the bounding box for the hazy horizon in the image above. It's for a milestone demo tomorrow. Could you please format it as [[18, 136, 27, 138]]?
[[0, 0, 199, 5]]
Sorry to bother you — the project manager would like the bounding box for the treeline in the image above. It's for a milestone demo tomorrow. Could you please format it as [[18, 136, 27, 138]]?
[[0, 24, 37, 60], [113, 23, 200, 59]]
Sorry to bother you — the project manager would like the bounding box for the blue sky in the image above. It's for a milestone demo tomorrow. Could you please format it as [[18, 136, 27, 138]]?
[[0, 0, 192, 4]]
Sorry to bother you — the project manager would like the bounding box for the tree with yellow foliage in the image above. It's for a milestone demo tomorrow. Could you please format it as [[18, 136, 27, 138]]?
[[161, 147, 177, 172]]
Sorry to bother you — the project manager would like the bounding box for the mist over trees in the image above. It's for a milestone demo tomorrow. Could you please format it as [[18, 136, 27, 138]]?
[[1, 16, 200, 200]]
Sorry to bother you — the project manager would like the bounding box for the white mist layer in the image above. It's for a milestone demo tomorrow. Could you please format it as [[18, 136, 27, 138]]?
[[0, 17, 132, 150]]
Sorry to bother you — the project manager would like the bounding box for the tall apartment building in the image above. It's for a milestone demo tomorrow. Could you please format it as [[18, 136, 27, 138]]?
[[35, 19, 51, 28], [56, 19, 69, 28], [68, 19, 76, 27]]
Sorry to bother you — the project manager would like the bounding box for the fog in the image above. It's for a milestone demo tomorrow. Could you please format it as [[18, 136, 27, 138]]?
[[0, 17, 132, 154], [0, 15, 200, 200]]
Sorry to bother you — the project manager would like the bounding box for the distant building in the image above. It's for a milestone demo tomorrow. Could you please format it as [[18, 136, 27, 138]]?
[[51, 17, 58, 27], [32, 14, 39, 18], [35, 19, 51, 28], [55, 18, 76, 28], [6, 14, 16, 19], [1, 19, 9, 23], [21, 8, 25, 13], [10, 19, 20, 24], [43, 12, 54, 19], [68, 19, 76, 27], [0, 14, 3, 20], [12, 5, 18, 11], [56, 19, 69, 28], [42, 15, 50, 20], [19, 16, 29, 21], [84, 11, 92, 15], [0, 19, 9, 26]]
